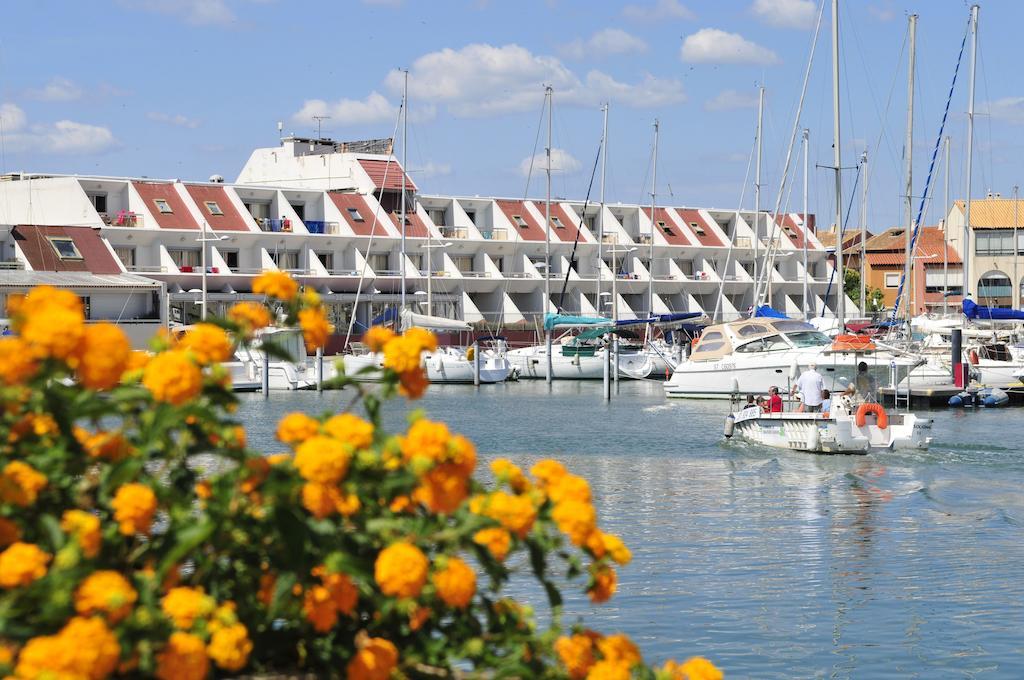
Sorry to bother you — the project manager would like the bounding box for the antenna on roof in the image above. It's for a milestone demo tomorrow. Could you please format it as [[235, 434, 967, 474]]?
[[277, 121, 283, 140], [312, 115, 331, 141]]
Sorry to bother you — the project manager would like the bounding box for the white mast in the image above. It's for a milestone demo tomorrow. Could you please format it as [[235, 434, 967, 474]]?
[[1015, 185, 1020, 308], [399, 69, 408, 312], [860, 150, 868, 314], [648, 118, 659, 338], [901, 14, 917, 321], [963, 5, 979, 301], [832, 0, 845, 328], [802, 128, 810, 320], [200, 219, 208, 321], [597, 103, 608, 311], [754, 86, 764, 303], [544, 85, 553, 384]]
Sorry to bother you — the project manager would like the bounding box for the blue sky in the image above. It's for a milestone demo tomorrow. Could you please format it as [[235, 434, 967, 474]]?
[[1, 0, 1021, 233]]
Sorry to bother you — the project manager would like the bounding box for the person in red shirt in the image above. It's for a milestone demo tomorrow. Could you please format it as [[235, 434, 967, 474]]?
[[768, 386, 784, 413]]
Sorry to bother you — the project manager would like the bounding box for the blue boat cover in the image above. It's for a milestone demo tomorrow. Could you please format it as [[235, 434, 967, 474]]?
[[753, 305, 788, 319], [963, 299, 1024, 321], [614, 312, 703, 327], [370, 308, 400, 326], [543, 313, 608, 330]]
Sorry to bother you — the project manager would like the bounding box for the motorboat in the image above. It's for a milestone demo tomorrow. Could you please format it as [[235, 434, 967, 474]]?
[[664, 318, 921, 399], [235, 327, 325, 391], [506, 332, 653, 380]]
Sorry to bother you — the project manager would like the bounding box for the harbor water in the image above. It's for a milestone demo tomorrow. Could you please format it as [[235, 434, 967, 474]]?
[[236, 381, 1024, 678]]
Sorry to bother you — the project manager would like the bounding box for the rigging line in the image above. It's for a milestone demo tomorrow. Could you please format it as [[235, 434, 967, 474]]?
[[343, 99, 405, 348], [557, 139, 602, 313], [889, 12, 970, 324], [711, 130, 758, 322], [820, 162, 862, 317], [521, 95, 548, 201]]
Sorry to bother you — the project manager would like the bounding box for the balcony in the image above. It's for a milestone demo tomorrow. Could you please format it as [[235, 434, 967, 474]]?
[[734, 237, 752, 248], [439, 226, 470, 239], [480, 228, 508, 241], [601, 234, 618, 245], [101, 211, 143, 228], [126, 264, 168, 273], [259, 218, 294, 233], [637, 235, 653, 245], [305, 220, 340, 235], [460, 271, 492, 278], [0, 261, 24, 270]]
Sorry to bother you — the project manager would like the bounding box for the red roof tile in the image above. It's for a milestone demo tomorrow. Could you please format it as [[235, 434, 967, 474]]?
[[649, 208, 690, 246], [864, 226, 961, 264], [496, 200, 546, 241], [132, 182, 199, 230], [388, 210, 430, 238], [13, 225, 120, 274], [774, 214, 816, 250], [328, 193, 392, 236], [531, 202, 584, 243], [184, 185, 251, 232], [358, 159, 417, 192], [675, 209, 721, 247]]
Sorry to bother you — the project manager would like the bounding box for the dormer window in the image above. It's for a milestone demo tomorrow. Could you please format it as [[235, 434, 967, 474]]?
[[551, 216, 565, 229], [153, 198, 173, 214], [690, 221, 705, 235], [204, 201, 223, 216], [658, 221, 673, 235], [347, 207, 365, 222], [48, 237, 82, 260], [513, 215, 528, 228]]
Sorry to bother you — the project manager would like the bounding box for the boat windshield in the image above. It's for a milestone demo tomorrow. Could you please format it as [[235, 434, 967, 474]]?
[[785, 330, 831, 347]]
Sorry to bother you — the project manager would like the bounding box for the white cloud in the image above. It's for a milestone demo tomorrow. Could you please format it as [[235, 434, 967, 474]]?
[[519, 148, 580, 177], [292, 92, 399, 127], [867, 3, 896, 22], [0, 103, 116, 154], [982, 98, 1024, 124], [560, 28, 648, 60], [623, 0, 694, 21], [413, 161, 452, 178], [681, 28, 780, 65], [750, 0, 816, 29], [704, 89, 759, 111], [383, 43, 684, 118], [117, 0, 235, 25], [147, 111, 200, 128], [26, 77, 82, 102]]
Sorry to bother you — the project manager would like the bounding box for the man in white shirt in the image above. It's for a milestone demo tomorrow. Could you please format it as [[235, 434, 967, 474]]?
[[795, 362, 825, 412]]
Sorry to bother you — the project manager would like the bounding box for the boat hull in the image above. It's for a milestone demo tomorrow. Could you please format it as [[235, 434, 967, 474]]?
[[506, 346, 652, 380], [726, 408, 932, 454]]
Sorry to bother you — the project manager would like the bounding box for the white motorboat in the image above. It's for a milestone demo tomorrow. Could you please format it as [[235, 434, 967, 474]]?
[[724, 402, 932, 454], [664, 318, 921, 399], [236, 327, 325, 391], [507, 334, 653, 380]]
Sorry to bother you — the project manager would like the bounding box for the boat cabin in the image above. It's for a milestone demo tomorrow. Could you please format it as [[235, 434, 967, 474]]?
[[690, 319, 833, 362]]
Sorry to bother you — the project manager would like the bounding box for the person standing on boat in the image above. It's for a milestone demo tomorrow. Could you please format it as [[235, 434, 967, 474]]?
[[854, 361, 878, 403], [767, 386, 784, 413], [795, 363, 825, 413]]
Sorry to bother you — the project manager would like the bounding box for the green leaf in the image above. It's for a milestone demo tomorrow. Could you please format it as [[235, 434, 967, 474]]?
[[159, 519, 214, 579]]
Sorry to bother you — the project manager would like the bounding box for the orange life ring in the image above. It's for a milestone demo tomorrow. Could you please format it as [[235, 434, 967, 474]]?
[[968, 349, 980, 365], [855, 403, 889, 429]]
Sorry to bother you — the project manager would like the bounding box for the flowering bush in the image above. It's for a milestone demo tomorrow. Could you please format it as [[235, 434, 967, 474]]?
[[0, 274, 719, 679]]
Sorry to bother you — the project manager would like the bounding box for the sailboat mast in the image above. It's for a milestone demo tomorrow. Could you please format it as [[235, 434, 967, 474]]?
[[1015, 185, 1019, 308], [943, 135, 950, 316], [802, 128, 810, 320], [400, 69, 408, 312], [544, 85, 553, 384], [901, 14, 917, 321], [649, 118, 658, 337], [831, 0, 845, 328], [754, 87, 764, 300], [860, 151, 868, 314], [963, 5, 979, 301], [597, 104, 608, 310]]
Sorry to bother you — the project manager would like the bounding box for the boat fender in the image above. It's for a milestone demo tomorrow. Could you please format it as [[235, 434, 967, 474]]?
[[969, 349, 980, 365], [806, 424, 820, 451], [948, 394, 963, 407], [855, 402, 889, 429], [731, 377, 740, 395], [466, 346, 475, 362], [789, 359, 800, 382], [723, 414, 735, 439]]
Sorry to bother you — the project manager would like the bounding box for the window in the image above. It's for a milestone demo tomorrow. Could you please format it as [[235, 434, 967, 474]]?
[[114, 246, 135, 268], [167, 249, 200, 269], [48, 237, 82, 260], [786, 331, 831, 348], [464, 210, 477, 226], [884, 273, 901, 288], [690, 221, 705, 235], [429, 209, 446, 226], [204, 201, 223, 216], [657, 221, 673, 235], [513, 215, 528, 228], [736, 324, 769, 337], [290, 202, 305, 221], [153, 198, 173, 214], [89, 193, 107, 213], [221, 250, 239, 270], [270, 250, 300, 270], [925, 269, 963, 294], [346, 207, 365, 222], [316, 251, 334, 271], [368, 253, 390, 272], [453, 255, 474, 272], [976, 231, 1014, 256], [551, 216, 565, 229]]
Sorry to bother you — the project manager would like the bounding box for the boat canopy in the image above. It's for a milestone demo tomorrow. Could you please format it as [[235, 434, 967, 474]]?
[[401, 309, 472, 332], [963, 299, 1024, 321], [753, 305, 788, 319], [615, 312, 704, 328], [543, 313, 608, 330]]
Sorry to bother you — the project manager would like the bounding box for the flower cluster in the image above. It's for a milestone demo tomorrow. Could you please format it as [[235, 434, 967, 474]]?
[[0, 274, 717, 679]]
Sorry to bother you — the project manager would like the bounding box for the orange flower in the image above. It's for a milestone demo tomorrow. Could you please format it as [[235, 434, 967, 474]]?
[[555, 634, 597, 680], [276, 412, 320, 444], [161, 586, 216, 630], [585, 659, 631, 680], [491, 458, 530, 492], [72, 322, 131, 390], [552, 500, 597, 546], [548, 473, 591, 504], [0, 337, 37, 385], [61, 510, 101, 558], [470, 491, 536, 538], [404, 327, 438, 353], [323, 413, 374, 450], [74, 428, 134, 461], [596, 634, 641, 666], [382, 335, 426, 374], [14, 616, 120, 680], [16, 286, 85, 360], [315, 565, 358, 616], [0, 517, 19, 547], [660, 657, 722, 680], [303, 585, 337, 632], [253, 271, 298, 301], [178, 323, 233, 365], [585, 531, 632, 566], [227, 301, 272, 332], [111, 483, 157, 536], [398, 366, 429, 399], [74, 570, 137, 623], [294, 435, 351, 484], [156, 631, 209, 680], [432, 556, 476, 609], [0, 542, 50, 588], [413, 464, 469, 514], [472, 527, 512, 561], [588, 565, 617, 604], [298, 307, 332, 351], [346, 637, 399, 680], [375, 542, 428, 599], [0, 461, 47, 507], [362, 326, 395, 352], [301, 482, 340, 519], [531, 459, 567, 487], [207, 623, 252, 672], [143, 350, 202, 406]]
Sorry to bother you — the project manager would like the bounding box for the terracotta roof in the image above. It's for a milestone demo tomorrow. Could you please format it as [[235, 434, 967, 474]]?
[[675, 209, 721, 247], [773, 214, 816, 250], [954, 198, 1024, 228], [132, 182, 199, 230], [650, 208, 691, 246], [13, 225, 121, 274], [328, 193, 391, 236], [815, 229, 861, 250], [358, 159, 417, 192], [496, 200, 545, 242], [531, 202, 584, 243], [863, 226, 961, 265], [184, 185, 250, 232]]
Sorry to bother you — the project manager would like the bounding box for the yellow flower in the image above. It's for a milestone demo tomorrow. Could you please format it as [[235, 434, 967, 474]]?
[[401, 419, 449, 463], [0, 542, 50, 589], [588, 565, 617, 604], [531, 459, 567, 487], [491, 458, 530, 492], [227, 301, 272, 332], [143, 350, 202, 406], [294, 435, 351, 485], [555, 634, 596, 680], [660, 657, 722, 680], [323, 412, 375, 449], [362, 326, 395, 352], [276, 412, 320, 444], [548, 473, 591, 504], [472, 527, 512, 561], [375, 542, 428, 599], [586, 531, 632, 566], [72, 322, 131, 390], [336, 491, 361, 516], [382, 335, 426, 374], [16, 286, 85, 360], [412, 463, 468, 514], [432, 556, 476, 609], [0, 461, 47, 507], [586, 659, 632, 680], [303, 585, 337, 632], [301, 482, 341, 519], [299, 307, 332, 351], [346, 637, 399, 680], [404, 327, 438, 353], [156, 631, 209, 680], [61, 510, 101, 558], [161, 586, 216, 630], [597, 634, 641, 666], [0, 517, 19, 547], [471, 491, 537, 538], [74, 427, 135, 461], [301, 288, 321, 306], [0, 337, 37, 385], [253, 270, 298, 301], [74, 570, 137, 623], [178, 323, 233, 365], [14, 616, 120, 680], [207, 623, 252, 672], [111, 483, 157, 536], [552, 500, 597, 546]]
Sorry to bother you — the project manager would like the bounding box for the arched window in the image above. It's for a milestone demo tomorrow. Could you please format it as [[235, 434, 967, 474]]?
[[978, 270, 1012, 307]]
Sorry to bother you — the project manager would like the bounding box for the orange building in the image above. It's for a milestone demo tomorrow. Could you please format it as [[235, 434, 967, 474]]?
[[863, 226, 962, 315]]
